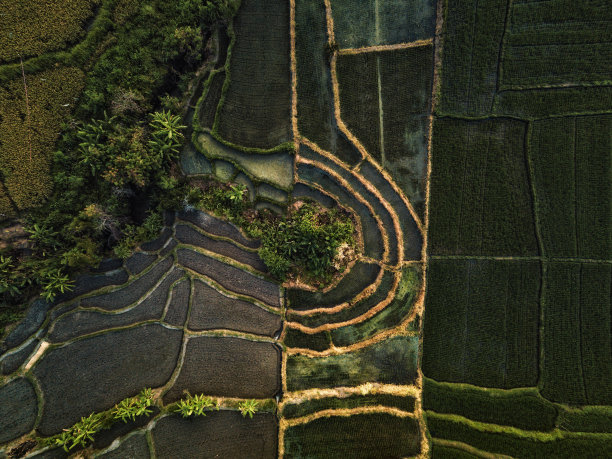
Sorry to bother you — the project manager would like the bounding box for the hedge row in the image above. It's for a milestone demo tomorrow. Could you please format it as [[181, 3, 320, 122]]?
[[428, 117, 538, 256], [0, 0, 117, 85], [0, 0, 101, 63], [0, 66, 85, 211], [422, 259, 540, 388]]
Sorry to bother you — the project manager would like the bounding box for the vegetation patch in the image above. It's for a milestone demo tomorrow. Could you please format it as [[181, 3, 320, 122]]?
[[429, 117, 538, 256], [500, 0, 612, 89], [423, 378, 558, 432], [426, 412, 612, 459], [0, 0, 101, 63], [422, 259, 540, 388], [284, 413, 421, 458]]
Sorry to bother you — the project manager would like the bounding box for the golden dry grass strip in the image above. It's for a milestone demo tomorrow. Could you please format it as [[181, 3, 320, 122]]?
[[338, 39, 434, 56], [285, 270, 401, 333], [282, 383, 420, 405], [284, 405, 416, 429], [289, 0, 299, 142], [415, 2, 446, 457]]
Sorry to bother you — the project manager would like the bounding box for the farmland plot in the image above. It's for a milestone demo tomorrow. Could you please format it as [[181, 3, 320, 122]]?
[[294, 0, 361, 166], [329, 0, 436, 49], [215, 0, 292, 150], [541, 262, 612, 405], [529, 115, 611, 259], [0, 67, 85, 215], [336, 46, 433, 217], [422, 259, 540, 388], [0, 211, 282, 453], [499, 0, 612, 89], [428, 118, 538, 256]]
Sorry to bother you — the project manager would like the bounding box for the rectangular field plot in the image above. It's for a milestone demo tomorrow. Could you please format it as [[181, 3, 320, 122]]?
[[284, 413, 421, 458], [541, 262, 612, 406], [215, 0, 292, 149], [493, 86, 612, 119], [529, 115, 612, 259], [330, 0, 436, 49], [422, 259, 540, 388], [336, 46, 433, 217], [429, 118, 538, 256], [437, 0, 507, 116], [499, 0, 612, 89]]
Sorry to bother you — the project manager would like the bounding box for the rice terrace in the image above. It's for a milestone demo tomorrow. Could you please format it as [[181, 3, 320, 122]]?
[[0, 0, 610, 457]]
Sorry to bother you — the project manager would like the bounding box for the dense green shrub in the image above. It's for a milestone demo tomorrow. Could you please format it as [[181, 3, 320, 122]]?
[[259, 203, 354, 282]]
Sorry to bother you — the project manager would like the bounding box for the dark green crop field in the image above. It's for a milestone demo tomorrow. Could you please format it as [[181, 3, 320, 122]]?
[[424, 0, 612, 454], [423, 259, 540, 388], [215, 0, 292, 150], [428, 117, 538, 256]]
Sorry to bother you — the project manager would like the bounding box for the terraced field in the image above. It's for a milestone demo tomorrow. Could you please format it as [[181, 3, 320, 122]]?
[[2, 0, 611, 457]]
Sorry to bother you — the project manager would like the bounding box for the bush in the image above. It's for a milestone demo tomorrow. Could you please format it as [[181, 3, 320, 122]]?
[[259, 202, 354, 282]]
